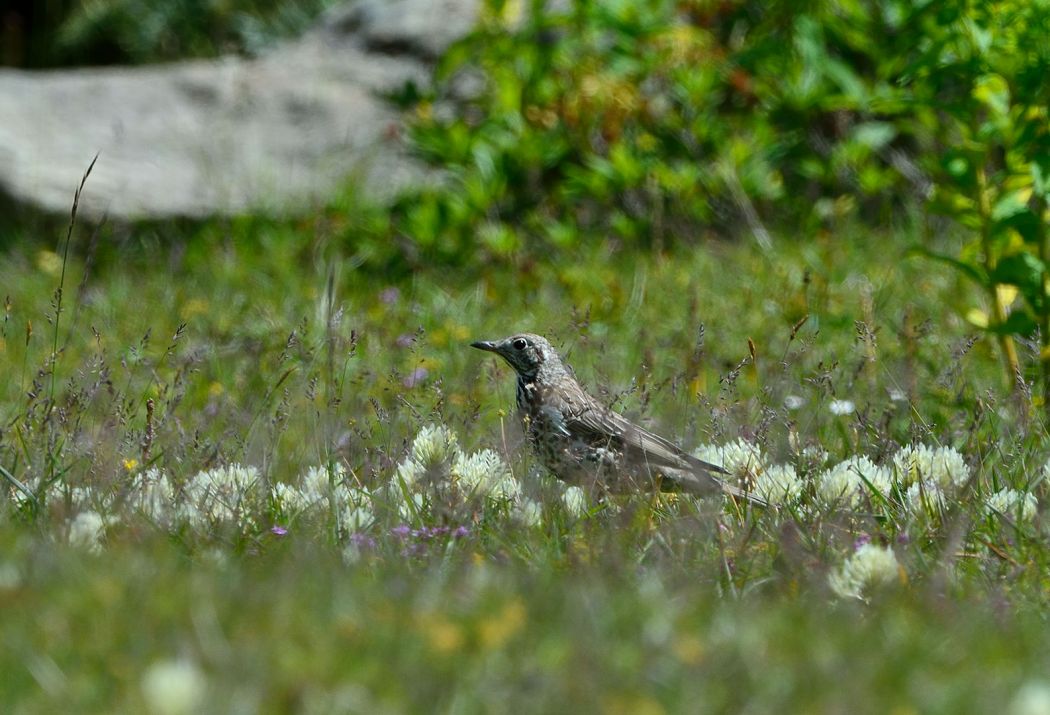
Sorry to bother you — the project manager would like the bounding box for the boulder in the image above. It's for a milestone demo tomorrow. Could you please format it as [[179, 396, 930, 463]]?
[[0, 0, 480, 219]]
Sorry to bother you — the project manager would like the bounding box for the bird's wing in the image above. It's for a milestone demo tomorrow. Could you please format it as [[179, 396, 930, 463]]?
[[560, 398, 765, 505], [563, 398, 727, 476]]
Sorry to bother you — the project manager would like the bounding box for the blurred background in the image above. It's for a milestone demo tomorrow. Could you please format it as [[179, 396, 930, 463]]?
[[1, 0, 337, 67]]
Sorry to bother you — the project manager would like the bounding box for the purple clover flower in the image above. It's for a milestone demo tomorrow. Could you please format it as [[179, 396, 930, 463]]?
[[853, 533, 872, 550], [349, 532, 377, 549], [403, 367, 428, 388], [270, 525, 288, 536]]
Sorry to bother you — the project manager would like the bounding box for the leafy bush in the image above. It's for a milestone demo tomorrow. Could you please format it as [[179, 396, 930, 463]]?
[[9, 0, 338, 67], [903, 2, 1050, 395], [397, 0, 929, 263]]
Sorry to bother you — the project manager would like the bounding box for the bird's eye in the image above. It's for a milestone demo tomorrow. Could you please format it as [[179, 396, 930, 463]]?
[[512, 338, 528, 350]]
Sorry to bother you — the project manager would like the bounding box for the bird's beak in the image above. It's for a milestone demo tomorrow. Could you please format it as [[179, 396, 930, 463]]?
[[471, 340, 497, 352]]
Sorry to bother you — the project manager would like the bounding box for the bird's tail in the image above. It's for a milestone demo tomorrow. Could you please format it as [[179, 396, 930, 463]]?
[[717, 478, 768, 509], [662, 467, 768, 508]]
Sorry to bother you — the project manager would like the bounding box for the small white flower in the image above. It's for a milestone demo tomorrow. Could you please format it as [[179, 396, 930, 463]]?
[[300, 463, 345, 503], [905, 481, 946, 516], [894, 444, 970, 488], [393, 458, 426, 490], [818, 456, 891, 506], [272, 482, 310, 514], [182, 464, 261, 529], [1010, 681, 1050, 715], [829, 399, 855, 416], [695, 439, 765, 479], [888, 388, 907, 402], [987, 488, 1038, 522], [829, 543, 901, 600], [410, 424, 460, 469], [68, 510, 105, 552], [397, 492, 427, 522], [127, 468, 177, 525], [783, 395, 806, 411], [801, 445, 830, 466], [46, 484, 99, 511], [341, 506, 374, 531], [453, 449, 520, 500], [754, 463, 803, 505], [141, 659, 206, 715], [561, 486, 588, 517], [513, 499, 543, 527]]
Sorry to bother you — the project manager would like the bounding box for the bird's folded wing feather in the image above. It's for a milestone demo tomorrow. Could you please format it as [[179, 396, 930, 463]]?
[[563, 398, 766, 505], [566, 401, 728, 476]]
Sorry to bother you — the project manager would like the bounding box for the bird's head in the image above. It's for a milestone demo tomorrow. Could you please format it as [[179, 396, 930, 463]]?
[[471, 333, 559, 380]]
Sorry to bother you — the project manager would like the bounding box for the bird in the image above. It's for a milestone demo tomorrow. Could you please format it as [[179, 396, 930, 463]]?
[[471, 333, 762, 503]]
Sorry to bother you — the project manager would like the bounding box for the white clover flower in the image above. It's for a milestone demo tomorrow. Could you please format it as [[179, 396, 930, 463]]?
[[1010, 681, 1050, 715], [829, 399, 855, 416], [754, 463, 803, 505], [987, 488, 1038, 522], [818, 456, 892, 506], [275, 463, 350, 515], [783, 395, 805, 411], [453, 449, 519, 500], [829, 543, 901, 600], [141, 659, 206, 715], [346, 486, 374, 509], [126, 468, 177, 525], [300, 463, 345, 503], [894, 444, 970, 488], [410, 424, 460, 470], [514, 499, 543, 527], [45, 483, 99, 511], [397, 492, 427, 522], [801, 445, 831, 466], [695, 439, 765, 479], [561, 486, 588, 517], [181, 463, 260, 529], [393, 458, 426, 490], [905, 481, 946, 516], [68, 510, 105, 552], [341, 505, 375, 531], [272, 482, 310, 514]]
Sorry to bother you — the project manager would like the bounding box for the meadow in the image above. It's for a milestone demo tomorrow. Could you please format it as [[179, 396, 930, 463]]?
[[3, 207, 1049, 713], [5, 0, 1050, 713]]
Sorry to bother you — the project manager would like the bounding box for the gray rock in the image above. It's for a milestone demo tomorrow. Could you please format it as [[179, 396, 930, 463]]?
[[0, 0, 480, 219]]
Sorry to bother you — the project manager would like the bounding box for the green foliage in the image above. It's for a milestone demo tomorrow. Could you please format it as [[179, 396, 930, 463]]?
[[397, 0, 931, 263], [21, 0, 338, 66], [899, 1, 1050, 393]]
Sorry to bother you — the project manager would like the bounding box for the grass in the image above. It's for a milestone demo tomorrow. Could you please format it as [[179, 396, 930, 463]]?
[[2, 206, 1050, 713]]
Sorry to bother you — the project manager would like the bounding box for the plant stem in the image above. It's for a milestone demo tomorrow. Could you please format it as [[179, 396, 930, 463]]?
[[976, 167, 1021, 389], [1036, 194, 1050, 410]]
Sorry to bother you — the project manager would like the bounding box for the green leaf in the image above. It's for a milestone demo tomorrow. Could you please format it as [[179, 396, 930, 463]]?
[[990, 252, 1047, 311], [986, 309, 1038, 337], [991, 190, 1029, 222], [851, 122, 897, 150]]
